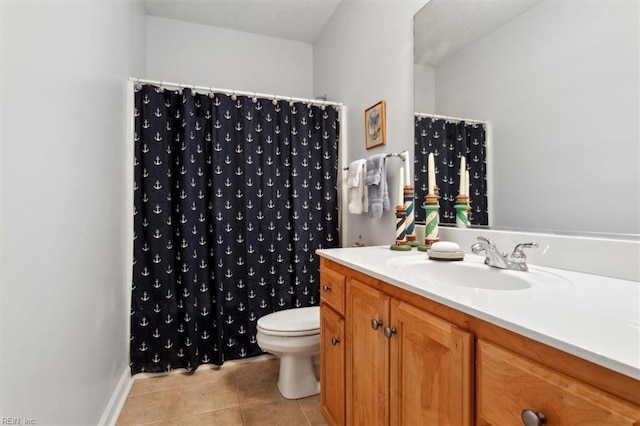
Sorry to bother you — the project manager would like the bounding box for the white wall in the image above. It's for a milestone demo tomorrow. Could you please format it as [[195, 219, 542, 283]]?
[[314, 1, 425, 247], [435, 1, 639, 235], [414, 63, 435, 113], [0, 1, 146, 424], [146, 16, 314, 97]]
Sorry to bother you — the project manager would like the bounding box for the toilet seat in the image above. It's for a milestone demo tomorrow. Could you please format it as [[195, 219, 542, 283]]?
[[257, 306, 320, 337]]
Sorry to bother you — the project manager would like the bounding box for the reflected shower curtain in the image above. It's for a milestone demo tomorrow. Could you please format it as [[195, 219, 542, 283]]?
[[414, 116, 488, 225], [131, 84, 340, 373]]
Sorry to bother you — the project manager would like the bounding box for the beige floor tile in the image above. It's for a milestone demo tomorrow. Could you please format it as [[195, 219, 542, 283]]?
[[177, 376, 240, 418], [141, 388, 185, 424], [297, 394, 319, 410], [241, 399, 309, 426], [130, 373, 186, 396], [181, 365, 236, 385], [177, 407, 244, 426], [118, 357, 319, 426], [143, 420, 179, 426], [298, 395, 326, 425], [116, 395, 146, 426], [233, 357, 279, 379], [235, 366, 281, 405]]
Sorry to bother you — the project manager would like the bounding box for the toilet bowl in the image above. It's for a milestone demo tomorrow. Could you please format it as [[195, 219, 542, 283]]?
[[256, 306, 320, 399]]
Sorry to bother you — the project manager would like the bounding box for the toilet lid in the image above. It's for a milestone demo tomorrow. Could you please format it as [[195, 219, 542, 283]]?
[[257, 306, 320, 336]]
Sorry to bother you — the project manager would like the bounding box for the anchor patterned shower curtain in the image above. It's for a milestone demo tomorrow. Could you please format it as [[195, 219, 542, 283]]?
[[414, 116, 488, 226], [131, 84, 340, 374]]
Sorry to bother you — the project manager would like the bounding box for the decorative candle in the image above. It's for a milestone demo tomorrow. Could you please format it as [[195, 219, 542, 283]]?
[[459, 156, 466, 196], [421, 194, 440, 249], [390, 205, 411, 251], [427, 153, 435, 195], [465, 170, 470, 198], [455, 195, 470, 228], [403, 152, 411, 184], [398, 166, 405, 206], [403, 186, 417, 245]]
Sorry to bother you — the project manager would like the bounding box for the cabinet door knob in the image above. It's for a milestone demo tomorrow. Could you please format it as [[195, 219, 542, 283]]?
[[383, 326, 397, 338], [521, 409, 547, 426], [322, 284, 331, 292], [331, 337, 340, 346], [371, 319, 383, 330]]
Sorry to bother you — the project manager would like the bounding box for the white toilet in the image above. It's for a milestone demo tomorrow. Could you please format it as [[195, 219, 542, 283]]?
[[256, 306, 320, 399]]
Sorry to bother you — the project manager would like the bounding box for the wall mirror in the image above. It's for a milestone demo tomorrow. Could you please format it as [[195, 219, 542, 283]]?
[[414, 0, 639, 237]]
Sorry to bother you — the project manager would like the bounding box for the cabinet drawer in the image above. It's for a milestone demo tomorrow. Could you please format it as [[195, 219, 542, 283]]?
[[477, 340, 640, 425], [319, 267, 345, 314]]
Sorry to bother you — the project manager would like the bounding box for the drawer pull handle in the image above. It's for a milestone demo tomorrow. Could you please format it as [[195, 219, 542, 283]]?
[[371, 319, 383, 330], [521, 409, 547, 426], [383, 326, 397, 338], [322, 284, 331, 292], [331, 337, 340, 346]]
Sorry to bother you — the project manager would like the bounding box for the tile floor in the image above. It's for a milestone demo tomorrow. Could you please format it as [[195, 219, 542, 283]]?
[[117, 357, 326, 426]]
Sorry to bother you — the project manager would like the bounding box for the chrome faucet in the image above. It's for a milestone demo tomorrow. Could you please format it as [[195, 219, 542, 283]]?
[[471, 236, 538, 271]]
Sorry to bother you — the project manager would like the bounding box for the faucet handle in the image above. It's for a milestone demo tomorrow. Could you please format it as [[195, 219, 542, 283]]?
[[476, 236, 495, 248], [511, 242, 538, 259]]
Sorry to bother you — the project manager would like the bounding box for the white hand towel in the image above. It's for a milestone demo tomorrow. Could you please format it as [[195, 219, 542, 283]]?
[[346, 161, 361, 188], [347, 159, 367, 214]]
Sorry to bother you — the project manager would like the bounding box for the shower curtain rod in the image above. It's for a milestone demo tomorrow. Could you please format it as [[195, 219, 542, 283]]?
[[415, 112, 486, 125], [341, 150, 408, 170], [130, 77, 343, 107]]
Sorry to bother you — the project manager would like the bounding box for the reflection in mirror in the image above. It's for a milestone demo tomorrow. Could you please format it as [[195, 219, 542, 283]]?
[[414, 115, 488, 226], [414, 0, 639, 236]]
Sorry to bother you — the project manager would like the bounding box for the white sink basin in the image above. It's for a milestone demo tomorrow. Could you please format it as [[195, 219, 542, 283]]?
[[386, 256, 570, 291]]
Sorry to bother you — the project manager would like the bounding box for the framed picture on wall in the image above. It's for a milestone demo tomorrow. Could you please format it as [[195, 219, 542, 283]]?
[[364, 100, 386, 149]]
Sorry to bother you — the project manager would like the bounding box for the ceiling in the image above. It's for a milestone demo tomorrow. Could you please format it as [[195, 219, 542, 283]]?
[[414, 0, 540, 66], [142, 0, 344, 43], [142, 0, 541, 65]]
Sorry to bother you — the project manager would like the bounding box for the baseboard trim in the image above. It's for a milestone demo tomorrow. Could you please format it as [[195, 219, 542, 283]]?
[[98, 367, 133, 426]]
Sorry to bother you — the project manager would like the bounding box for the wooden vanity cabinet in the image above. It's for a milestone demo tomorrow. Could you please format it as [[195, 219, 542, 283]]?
[[346, 278, 474, 425], [319, 266, 346, 426], [319, 257, 640, 426]]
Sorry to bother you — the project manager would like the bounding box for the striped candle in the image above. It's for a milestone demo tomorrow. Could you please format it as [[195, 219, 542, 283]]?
[[395, 205, 407, 245], [423, 194, 440, 247], [403, 186, 416, 243], [455, 195, 470, 228]]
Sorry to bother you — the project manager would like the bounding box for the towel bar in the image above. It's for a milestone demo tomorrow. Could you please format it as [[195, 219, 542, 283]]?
[[342, 151, 407, 170]]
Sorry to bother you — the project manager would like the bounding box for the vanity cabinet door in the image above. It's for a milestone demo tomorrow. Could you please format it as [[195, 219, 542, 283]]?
[[477, 340, 640, 425], [389, 299, 474, 426], [320, 303, 345, 426], [346, 278, 390, 426]]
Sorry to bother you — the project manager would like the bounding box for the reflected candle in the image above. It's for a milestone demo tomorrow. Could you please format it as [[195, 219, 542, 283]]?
[[459, 157, 466, 196], [465, 170, 470, 198], [428, 153, 435, 195]]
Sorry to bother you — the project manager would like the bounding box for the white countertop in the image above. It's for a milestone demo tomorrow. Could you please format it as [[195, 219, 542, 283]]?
[[317, 246, 640, 380]]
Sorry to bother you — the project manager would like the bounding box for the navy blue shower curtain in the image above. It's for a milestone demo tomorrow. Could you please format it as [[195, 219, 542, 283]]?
[[414, 116, 488, 226], [130, 84, 340, 373]]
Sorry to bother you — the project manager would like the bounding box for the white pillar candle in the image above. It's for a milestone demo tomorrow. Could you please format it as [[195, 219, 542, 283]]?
[[428, 153, 435, 195], [399, 166, 405, 206], [459, 156, 466, 196], [465, 170, 470, 198], [403, 152, 411, 184]]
